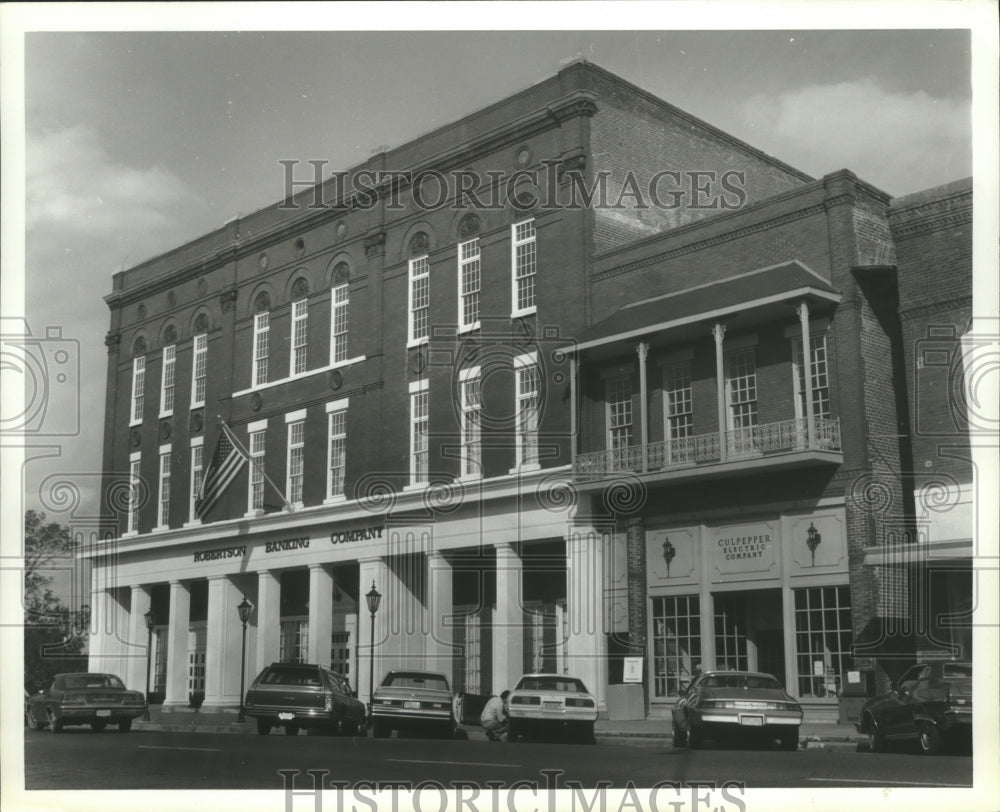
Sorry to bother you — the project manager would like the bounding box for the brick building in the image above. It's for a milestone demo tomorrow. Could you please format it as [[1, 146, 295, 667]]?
[[84, 61, 973, 721]]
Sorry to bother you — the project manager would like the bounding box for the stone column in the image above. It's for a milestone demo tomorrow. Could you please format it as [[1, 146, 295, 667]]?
[[566, 529, 608, 710], [163, 580, 191, 707], [625, 516, 648, 712], [126, 585, 153, 692], [202, 575, 244, 709], [254, 570, 281, 674], [637, 342, 649, 472], [798, 301, 815, 447], [358, 557, 389, 709], [307, 564, 335, 667], [427, 551, 454, 676], [492, 543, 524, 695]]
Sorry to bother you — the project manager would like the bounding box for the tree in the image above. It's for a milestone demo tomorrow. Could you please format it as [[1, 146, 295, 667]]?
[[23, 510, 88, 691]]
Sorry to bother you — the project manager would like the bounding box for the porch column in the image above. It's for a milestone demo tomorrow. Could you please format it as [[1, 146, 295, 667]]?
[[713, 322, 727, 460], [163, 580, 191, 707], [782, 586, 798, 694], [625, 516, 649, 713], [492, 543, 524, 695], [637, 342, 649, 472], [203, 575, 244, 709], [358, 557, 389, 709], [427, 552, 454, 676], [570, 355, 578, 469], [797, 301, 816, 448], [307, 564, 335, 667], [566, 528, 608, 711], [254, 570, 281, 674], [126, 585, 152, 692]]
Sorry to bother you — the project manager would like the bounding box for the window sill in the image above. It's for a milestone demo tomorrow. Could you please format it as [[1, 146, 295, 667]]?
[[323, 495, 347, 505], [159, 411, 173, 420], [152, 525, 169, 534], [508, 463, 541, 475], [406, 337, 430, 350], [191, 401, 205, 410], [244, 509, 266, 519], [121, 531, 139, 539], [129, 419, 142, 428], [232, 355, 366, 398], [402, 482, 428, 493], [511, 307, 537, 319], [457, 322, 481, 335], [183, 520, 202, 528], [457, 473, 482, 483]]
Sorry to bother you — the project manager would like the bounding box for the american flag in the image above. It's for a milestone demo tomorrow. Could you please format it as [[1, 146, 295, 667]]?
[[195, 423, 248, 520]]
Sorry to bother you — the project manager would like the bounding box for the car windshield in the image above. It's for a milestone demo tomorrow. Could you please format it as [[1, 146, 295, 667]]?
[[382, 673, 449, 691], [516, 677, 587, 693], [64, 674, 125, 690], [262, 668, 322, 687], [701, 674, 782, 691], [943, 664, 972, 679]]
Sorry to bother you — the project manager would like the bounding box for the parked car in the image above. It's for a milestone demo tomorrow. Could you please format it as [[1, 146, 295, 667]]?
[[25, 672, 146, 733], [506, 674, 598, 743], [371, 670, 457, 739], [857, 661, 972, 754], [671, 670, 802, 750], [243, 662, 366, 736]]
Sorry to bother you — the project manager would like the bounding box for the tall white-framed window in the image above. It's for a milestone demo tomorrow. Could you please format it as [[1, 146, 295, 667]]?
[[792, 333, 831, 420], [159, 345, 176, 416], [326, 399, 348, 500], [191, 333, 207, 408], [664, 361, 693, 440], [511, 219, 536, 316], [409, 379, 429, 486], [286, 410, 306, 507], [459, 366, 481, 478], [188, 437, 204, 525], [330, 284, 350, 364], [605, 375, 633, 451], [458, 239, 481, 331], [252, 311, 270, 388], [408, 256, 430, 346], [248, 421, 267, 513], [126, 451, 141, 535], [290, 299, 308, 375], [280, 619, 309, 664], [130, 355, 146, 425], [514, 352, 540, 469], [725, 347, 758, 429], [156, 445, 171, 530]]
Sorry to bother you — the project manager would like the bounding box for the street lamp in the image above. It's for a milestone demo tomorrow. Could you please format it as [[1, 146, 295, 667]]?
[[143, 609, 155, 721], [236, 595, 252, 722], [365, 582, 382, 722]]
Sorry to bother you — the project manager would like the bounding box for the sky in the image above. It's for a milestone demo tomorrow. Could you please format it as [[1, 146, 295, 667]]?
[[3, 12, 984, 534]]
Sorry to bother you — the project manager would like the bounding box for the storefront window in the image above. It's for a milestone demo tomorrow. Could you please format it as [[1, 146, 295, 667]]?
[[280, 619, 309, 663], [651, 595, 701, 697], [714, 596, 749, 671], [794, 586, 852, 697]]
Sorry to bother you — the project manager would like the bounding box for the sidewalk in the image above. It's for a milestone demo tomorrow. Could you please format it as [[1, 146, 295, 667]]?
[[134, 707, 865, 750]]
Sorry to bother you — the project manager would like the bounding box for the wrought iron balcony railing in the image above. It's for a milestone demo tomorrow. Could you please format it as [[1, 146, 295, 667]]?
[[574, 417, 841, 482]]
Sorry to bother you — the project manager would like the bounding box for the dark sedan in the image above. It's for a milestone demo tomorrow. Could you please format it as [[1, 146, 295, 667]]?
[[243, 662, 366, 736], [671, 670, 803, 751], [858, 661, 972, 754], [25, 673, 146, 733]]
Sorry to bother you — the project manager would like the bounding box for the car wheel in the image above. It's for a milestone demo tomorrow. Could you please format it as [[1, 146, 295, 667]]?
[[46, 709, 63, 733], [506, 721, 519, 743], [865, 715, 886, 753], [284, 724, 299, 736], [780, 730, 799, 751], [90, 721, 107, 732], [26, 708, 41, 731], [579, 722, 596, 745], [687, 726, 703, 749], [672, 723, 686, 748], [118, 718, 133, 733], [256, 719, 272, 735], [373, 721, 391, 739], [917, 721, 943, 755]]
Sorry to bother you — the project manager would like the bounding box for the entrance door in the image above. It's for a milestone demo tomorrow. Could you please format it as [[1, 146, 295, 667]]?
[[712, 589, 785, 682], [755, 629, 786, 687]]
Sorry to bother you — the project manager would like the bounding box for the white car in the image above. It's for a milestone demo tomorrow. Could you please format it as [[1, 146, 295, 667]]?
[[507, 673, 598, 743]]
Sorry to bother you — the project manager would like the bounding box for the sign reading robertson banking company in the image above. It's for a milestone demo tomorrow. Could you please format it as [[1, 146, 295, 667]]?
[[330, 526, 383, 544], [193, 545, 246, 562]]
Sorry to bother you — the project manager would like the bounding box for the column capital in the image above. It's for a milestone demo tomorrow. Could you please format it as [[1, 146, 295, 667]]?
[[712, 322, 727, 343], [796, 300, 811, 322], [636, 341, 649, 363]]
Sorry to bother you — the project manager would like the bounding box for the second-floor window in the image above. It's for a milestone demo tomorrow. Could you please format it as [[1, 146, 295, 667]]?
[[130, 356, 146, 424], [249, 429, 266, 512], [331, 284, 350, 363], [189, 439, 203, 524], [514, 354, 540, 468], [191, 333, 207, 407], [793, 334, 831, 420], [409, 256, 430, 345], [410, 380, 429, 484], [664, 362, 693, 440], [605, 375, 633, 450], [327, 405, 347, 498], [127, 453, 141, 534], [458, 239, 481, 331], [157, 447, 171, 529], [253, 312, 269, 387], [287, 418, 305, 506], [726, 347, 758, 429], [160, 345, 176, 416], [459, 366, 481, 477], [512, 219, 536, 315], [291, 299, 308, 375]]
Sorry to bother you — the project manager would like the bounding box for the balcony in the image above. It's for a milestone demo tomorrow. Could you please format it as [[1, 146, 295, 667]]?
[[574, 417, 842, 485]]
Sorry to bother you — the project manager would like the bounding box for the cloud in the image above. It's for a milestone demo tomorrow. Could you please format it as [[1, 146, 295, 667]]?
[[741, 79, 971, 196]]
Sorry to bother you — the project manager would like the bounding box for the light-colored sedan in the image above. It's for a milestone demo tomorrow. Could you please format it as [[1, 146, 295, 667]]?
[[371, 670, 457, 739], [507, 674, 598, 743]]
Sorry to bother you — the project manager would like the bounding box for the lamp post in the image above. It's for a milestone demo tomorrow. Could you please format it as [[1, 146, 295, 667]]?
[[365, 582, 382, 722], [143, 609, 155, 721], [237, 595, 252, 722]]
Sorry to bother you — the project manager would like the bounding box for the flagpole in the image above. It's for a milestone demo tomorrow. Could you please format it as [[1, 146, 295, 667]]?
[[218, 417, 295, 513]]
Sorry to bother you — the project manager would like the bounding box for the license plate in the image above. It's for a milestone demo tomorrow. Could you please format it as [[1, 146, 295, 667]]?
[[96, 710, 111, 718], [403, 701, 421, 710], [278, 712, 295, 721], [543, 701, 561, 710], [739, 715, 764, 727]]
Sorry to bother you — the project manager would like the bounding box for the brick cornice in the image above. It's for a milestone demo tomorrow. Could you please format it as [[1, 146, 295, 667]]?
[[898, 295, 972, 321], [890, 207, 972, 239]]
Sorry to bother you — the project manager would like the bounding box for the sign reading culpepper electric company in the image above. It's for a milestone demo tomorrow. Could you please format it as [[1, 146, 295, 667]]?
[[330, 526, 384, 544], [711, 522, 777, 575], [193, 545, 247, 563]]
